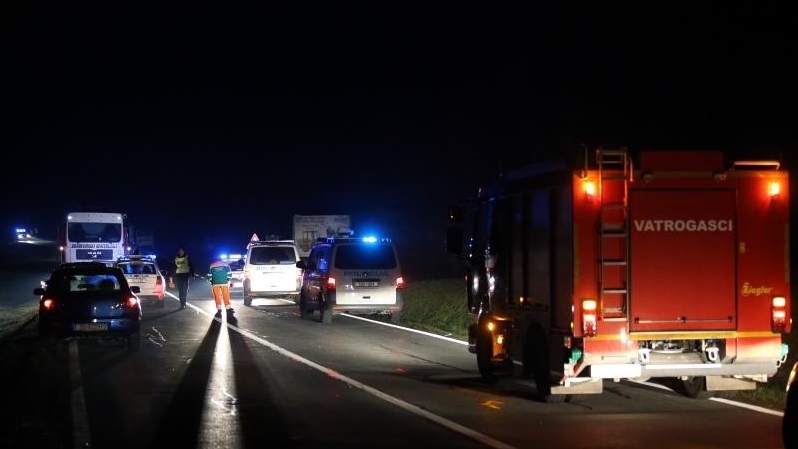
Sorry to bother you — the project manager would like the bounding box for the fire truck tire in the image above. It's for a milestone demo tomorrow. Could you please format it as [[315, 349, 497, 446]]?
[[476, 329, 499, 383], [524, 332, 566, 403], [681, 376, 714, 399]]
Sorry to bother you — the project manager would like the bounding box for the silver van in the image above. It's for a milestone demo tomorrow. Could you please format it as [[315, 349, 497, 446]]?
[[243, 240, 302, 306], [296, 236, 404, 324]]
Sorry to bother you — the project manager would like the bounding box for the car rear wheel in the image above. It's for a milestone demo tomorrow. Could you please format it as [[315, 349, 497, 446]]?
[[298, 297, 313, 320], [319, 293, 332, 324]]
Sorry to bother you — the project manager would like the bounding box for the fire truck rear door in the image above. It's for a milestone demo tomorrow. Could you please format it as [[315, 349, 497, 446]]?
[[629, 189, 736, 332]]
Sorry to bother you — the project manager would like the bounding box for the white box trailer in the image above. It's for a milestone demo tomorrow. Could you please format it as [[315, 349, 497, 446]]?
[[292, 215, 352, 258]]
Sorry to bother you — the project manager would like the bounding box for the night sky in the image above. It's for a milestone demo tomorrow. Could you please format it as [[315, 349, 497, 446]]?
[[3, 2, 796, 276]]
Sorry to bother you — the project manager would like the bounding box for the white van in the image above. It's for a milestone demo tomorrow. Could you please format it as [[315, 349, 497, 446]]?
[[295, 236, 404, 324], [242, 240, 302, 306]]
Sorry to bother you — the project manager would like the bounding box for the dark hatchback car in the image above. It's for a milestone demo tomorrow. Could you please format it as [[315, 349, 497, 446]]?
[[35, 262, 143, 351]]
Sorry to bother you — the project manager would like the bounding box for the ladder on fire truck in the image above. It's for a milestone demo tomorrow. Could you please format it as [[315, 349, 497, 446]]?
[[597, 148, 632, 319]]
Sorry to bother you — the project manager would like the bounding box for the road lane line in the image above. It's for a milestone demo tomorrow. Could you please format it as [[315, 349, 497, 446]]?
[[69, 339, 92, 448], [193, 305, 518, 449]]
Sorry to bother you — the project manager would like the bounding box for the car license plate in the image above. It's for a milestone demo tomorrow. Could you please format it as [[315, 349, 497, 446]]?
[[74, 323, 109, 332], [354, 280, 379, 287]]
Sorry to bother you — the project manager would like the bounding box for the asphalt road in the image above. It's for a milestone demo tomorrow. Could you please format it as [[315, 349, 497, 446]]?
[[0, 241, 789, 449]]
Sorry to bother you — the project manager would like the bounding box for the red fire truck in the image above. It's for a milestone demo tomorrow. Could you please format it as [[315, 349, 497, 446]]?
[[446, 148, 791, 401]]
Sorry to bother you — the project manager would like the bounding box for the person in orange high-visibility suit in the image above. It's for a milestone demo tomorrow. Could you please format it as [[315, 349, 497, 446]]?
[[208, 258, 234, 317]]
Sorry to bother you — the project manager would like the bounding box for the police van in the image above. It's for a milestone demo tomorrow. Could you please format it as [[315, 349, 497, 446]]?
[[243, 240, 302, 306], [295, 235, 404, 324]]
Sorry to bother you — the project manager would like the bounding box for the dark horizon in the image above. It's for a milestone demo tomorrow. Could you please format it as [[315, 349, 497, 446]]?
[[3, 2, 796, 277]]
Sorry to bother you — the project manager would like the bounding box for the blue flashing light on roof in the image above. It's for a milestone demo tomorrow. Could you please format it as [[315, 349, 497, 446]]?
[[362, 236, 377, 243]]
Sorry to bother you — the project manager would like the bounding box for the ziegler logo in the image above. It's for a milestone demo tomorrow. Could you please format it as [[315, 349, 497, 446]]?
[[741, 282, 774, 297], [633, 219, 733, 232]]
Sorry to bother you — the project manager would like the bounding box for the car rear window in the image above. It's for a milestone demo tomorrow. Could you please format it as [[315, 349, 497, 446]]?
[[119, 263, 157, 274], [249, 246, 297, 265], [334, 245, 397, 270], [51, 273, 123, 292]]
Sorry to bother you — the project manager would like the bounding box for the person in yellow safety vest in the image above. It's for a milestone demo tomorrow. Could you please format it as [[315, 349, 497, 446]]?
[[208, 257, 234, 317], [170, 246, 194, 309]]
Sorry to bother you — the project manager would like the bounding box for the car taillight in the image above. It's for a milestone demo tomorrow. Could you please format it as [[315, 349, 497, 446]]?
[[395, 276, 405, 290], [126, 297, 139, 308], [156, 276, 163, 285], [582, 299, 597, 337], [326, 277, 336, 291], [772, 296, 788, 333], [42, 298, 56, 310]]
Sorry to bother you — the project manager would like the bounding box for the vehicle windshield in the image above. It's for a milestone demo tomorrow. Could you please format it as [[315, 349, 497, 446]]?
[[67, 222, 122, 243]]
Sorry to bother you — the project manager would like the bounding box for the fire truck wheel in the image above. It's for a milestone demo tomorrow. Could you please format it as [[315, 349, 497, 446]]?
[[681, 376, 714, 399], [476, 329, 499, 383], [524, 333, 566, 403]]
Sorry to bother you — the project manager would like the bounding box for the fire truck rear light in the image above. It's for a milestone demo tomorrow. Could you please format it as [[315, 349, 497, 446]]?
[[583, 179, 596, 198], [582, 299, 597, 337], [396, 276, 405, 290], [772, 296, 787, 333], [769, 181, 781, 196]]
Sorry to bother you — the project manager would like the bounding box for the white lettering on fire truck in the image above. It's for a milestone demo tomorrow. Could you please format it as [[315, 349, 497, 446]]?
[[741, 282, 774, 297], [632, 219, 733, 232]]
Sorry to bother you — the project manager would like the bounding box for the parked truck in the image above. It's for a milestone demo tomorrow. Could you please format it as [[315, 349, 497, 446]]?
[[446, 148, 792, 401], [292, 214, 352, 258]]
